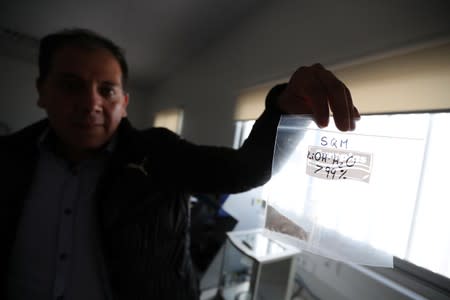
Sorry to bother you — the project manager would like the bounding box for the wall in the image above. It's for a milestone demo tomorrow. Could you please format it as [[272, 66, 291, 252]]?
[[0, 55, 148, 133], [0, 55, 43, 132], [126, 88, 151, 129], [146, 0, 450, 146]]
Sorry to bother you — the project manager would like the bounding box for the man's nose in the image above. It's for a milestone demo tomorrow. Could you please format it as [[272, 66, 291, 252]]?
[[81, 85, 103, 112]]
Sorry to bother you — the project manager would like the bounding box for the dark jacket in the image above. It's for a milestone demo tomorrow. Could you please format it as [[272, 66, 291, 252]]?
[[0, 85, 284, 299]]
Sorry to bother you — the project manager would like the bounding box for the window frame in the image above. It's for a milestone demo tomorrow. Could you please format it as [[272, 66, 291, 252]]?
[[370, 257, 450, 299]]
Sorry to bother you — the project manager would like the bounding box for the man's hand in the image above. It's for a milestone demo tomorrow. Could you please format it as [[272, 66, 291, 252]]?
[[277, 63, 360, 131]]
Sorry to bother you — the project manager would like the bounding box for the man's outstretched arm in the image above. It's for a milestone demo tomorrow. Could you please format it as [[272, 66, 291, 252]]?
[[161, 64, 360, 193]]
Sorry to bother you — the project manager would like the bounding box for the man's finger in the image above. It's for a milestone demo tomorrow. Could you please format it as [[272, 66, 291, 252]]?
[[284, 68, 329, 126], [305, 78, 330, 128], [314, 66, 354, 131]]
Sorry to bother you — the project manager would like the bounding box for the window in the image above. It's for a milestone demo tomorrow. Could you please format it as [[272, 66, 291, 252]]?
[[232, 40, 450, 286], [234, 111, 450, 281], [153, 107, 184, 134], [233, 120, 255, 149]]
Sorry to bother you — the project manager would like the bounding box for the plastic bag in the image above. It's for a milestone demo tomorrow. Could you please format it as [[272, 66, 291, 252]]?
[[264, 114, 428, 266]]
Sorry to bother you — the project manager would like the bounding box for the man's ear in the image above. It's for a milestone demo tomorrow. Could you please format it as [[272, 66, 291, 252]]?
[[122, 93, 130, 117]]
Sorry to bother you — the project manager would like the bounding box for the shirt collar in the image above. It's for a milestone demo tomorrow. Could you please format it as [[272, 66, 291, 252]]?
[[37, 127, 117, 158]]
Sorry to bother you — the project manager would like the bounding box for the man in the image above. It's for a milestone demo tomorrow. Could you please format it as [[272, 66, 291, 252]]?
[[0, 28, 359, 299]]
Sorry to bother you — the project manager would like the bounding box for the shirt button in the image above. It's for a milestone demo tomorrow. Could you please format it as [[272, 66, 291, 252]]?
[[64, 208, 72, 215], [59, 253, 68, 261]]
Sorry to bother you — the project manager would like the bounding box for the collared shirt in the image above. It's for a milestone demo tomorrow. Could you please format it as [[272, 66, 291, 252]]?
[[7, 129, 114, 300]]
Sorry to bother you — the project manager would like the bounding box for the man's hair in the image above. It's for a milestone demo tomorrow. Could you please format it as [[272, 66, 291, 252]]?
[[38, 28, 129, 88]]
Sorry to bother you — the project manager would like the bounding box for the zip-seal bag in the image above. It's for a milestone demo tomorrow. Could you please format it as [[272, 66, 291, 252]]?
[[264, 115, 428, 266]]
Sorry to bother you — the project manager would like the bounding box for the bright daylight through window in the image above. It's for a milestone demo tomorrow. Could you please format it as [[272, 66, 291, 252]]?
[[234, 112, 450, 280]]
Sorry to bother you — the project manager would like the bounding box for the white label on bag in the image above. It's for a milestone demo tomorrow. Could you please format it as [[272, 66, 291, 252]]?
[[306, 146, 372, 183]]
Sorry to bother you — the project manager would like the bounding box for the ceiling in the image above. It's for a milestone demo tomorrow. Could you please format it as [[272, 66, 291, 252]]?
[[0, 0, 271, 90]]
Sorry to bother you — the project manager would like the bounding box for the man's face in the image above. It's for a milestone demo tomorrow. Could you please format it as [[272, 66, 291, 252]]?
[[37, 46, 129, 154]]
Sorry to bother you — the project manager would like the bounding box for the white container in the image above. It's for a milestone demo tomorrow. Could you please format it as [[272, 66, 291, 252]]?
[[217, 229, 300, 300]]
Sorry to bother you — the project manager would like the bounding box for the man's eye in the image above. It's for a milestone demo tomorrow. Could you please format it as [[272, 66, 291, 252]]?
[[99, 86, 118, 99]]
